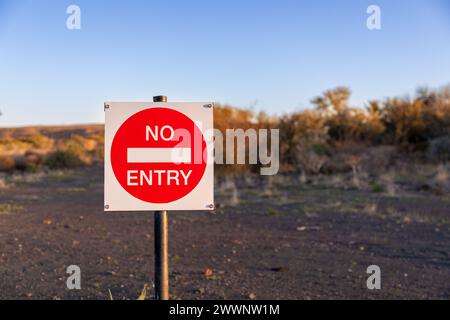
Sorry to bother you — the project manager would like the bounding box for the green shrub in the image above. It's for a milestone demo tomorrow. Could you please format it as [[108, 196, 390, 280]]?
[[44, 150, 83, 169], [371, 183, 386, 193], [14, 151, 43, 172]]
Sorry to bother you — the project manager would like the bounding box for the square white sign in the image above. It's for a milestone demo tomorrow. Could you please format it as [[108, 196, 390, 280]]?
[[104, 102, 214, 211]]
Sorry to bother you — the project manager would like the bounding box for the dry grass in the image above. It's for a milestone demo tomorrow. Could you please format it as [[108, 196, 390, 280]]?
[[108, 284, 149, 300], [0, 202, 24, 215], [0, 125, 103, 172]]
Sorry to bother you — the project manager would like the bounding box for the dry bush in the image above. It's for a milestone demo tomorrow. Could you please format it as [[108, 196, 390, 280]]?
[[298, 151, 327, 176], [359, 101, 386, 142], [62, 134, 100, 165], [360, 145, 397, 175], [87, 132, 105, 163], [0, 156, 15, 172], [322, 142, 371, 188], [418, 86, 450, 138], [16, 127, 38, 138], [25, 150, 44, 166], [0, 85, 448, 178], [428, 136, 450, 162], [214, 104, 254, 176], [214, 104, 254, 132], [24, 133, 54, 150], [381, 98, 426, 146], [44, 150, 83, 169], [279, 110, 329, 173], [0, 130, 13, 140], [312, 87, 386, 142], [14, 151, 44, 172], [42, 134, 91, 170], [214, 104, 279, 176], [0, 138, 30, 156], [381, 86, 450, 147]]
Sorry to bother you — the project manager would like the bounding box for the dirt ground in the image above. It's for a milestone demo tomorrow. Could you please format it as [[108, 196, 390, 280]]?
[[0, 166, 449, 300]]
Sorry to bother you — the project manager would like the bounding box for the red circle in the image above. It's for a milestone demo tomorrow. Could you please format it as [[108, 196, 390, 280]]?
[[111, 108, 207, 203]]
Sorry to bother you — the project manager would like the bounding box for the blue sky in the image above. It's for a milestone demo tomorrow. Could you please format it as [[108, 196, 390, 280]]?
[[0, 0, 449, 126]]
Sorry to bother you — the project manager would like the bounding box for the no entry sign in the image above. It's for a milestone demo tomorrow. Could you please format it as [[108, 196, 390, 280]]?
[[104, 102, 214, 211]]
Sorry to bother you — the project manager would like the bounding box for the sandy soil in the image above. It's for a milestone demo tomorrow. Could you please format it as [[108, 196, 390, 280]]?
[[0, 166, 449, 300]]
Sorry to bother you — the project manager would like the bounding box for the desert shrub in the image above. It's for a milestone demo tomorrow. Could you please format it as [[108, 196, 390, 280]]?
[[279, 110, 329, 172], [312, 87, 386, 142], [428, 136, 450, 162], [417, 86, 450, 138], [44, 150, 83, 169], [13, 156, 29, 172], [0, 130, 12, 140], [90, 145, 105, 163], [25, 133, 54, 149], [379, 86, 450, 147], [381, 98, 426, 146], [321, 142, 356, 174], [17, 127, 38, 138], [65, 135, 87, 154], [214, 104, 254, 131], [63, 134, 98, 165], [14, 151, 43, 172], [214, 104, 275, 175], [361, 101, 385, 142], [297, 151, 328, 174], [312, 87, 358, 141], [87, 132, 104, 148], [0, 156, 15, 172], [360, 145, 397, 174], [25, 150, 43, 166]]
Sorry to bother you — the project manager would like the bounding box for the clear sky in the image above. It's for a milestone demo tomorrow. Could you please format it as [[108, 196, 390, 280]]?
[[0, 0, 449, 126]]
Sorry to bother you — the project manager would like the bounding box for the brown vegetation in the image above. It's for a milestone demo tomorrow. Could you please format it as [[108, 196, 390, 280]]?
[[0, 125, 103, 172], [0, 86, 449, 177]]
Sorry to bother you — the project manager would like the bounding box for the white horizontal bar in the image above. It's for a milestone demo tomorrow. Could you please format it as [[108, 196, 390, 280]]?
[[127, 147, 191, 164]]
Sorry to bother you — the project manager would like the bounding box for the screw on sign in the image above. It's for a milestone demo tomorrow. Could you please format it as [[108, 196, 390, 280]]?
[[105, 102, 214, 211]]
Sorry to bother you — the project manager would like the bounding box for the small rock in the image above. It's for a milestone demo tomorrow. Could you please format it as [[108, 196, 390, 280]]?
[[204, 268, 214, 277]]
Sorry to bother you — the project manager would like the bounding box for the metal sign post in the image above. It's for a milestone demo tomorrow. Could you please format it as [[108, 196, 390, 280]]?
[[154, 209, 169, 300], [153, 95, 169, 300]]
